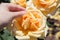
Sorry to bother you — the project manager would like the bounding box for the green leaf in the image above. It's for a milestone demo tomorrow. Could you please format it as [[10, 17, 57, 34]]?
[[0, 29, 15, 40]]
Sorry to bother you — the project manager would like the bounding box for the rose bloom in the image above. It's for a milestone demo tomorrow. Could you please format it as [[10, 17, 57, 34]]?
[[11, 0, 26, 8], [32, 0, 58, 16], [9, 8, 46, 38]]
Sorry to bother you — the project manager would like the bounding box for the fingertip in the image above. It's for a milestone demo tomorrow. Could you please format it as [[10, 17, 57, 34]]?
[[18, 11, 26, 15], [12, 11, 26, 17]]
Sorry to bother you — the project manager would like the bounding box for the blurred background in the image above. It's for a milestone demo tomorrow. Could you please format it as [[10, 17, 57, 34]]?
[[0, 0, 10, 3]]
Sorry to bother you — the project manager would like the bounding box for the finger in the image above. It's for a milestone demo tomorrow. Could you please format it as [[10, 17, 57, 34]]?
[[11, 11, 26, 17], [8, 4, 25, 12], [8, 5, 25, 12]]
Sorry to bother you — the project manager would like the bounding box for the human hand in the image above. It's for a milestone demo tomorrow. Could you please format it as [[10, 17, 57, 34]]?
[[0, 3, 26, 27]]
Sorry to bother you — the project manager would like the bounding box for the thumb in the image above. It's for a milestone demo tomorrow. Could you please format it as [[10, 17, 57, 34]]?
[[11, 11, 26, 17]]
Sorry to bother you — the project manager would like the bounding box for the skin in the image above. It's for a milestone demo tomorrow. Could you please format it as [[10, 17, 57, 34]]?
[[0, 3, 26, 29]]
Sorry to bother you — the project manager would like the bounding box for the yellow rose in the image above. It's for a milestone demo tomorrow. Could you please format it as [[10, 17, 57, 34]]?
[[32, 0, 58, 16], [11, 0, 26, 8], [10, 9, 46, 38]]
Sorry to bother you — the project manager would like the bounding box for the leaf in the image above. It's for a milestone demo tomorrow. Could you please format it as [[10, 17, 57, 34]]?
[[0, 29, 15, 40]]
